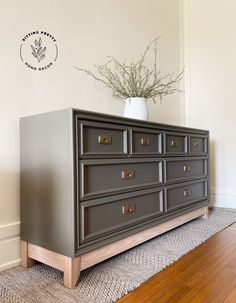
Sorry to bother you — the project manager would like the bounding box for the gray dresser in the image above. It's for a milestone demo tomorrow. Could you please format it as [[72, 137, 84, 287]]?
[[20, 108, 209, 287]]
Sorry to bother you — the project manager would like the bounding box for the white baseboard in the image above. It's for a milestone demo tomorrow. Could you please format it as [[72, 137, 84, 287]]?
[[0, 222, 21, 272], [210, 194, 236, 209], [0, 258, 21, 272], [210, 186, 236, 209], [0, 221, 20, 241]]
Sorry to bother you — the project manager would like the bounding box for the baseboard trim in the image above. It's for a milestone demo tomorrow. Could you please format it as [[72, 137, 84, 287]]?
[[210, 193, 236, 209], [209, 205, 236, 213], [0, 222, 21, 272], [211, 187, 236, 197], [0, 259, 21, 272], [0, 221, 20, 241]]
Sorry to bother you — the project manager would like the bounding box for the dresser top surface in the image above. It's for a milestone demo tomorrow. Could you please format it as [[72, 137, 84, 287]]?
[[20, 107, 209, 135]]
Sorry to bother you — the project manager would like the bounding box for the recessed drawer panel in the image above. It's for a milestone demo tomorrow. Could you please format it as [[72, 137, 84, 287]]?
[[165, 158, 207, 183], [79, 120, 128, 157], [80, 188, 164, 243], [165, 133, 188, 155], [130, 128, 162, 155], [190, 136, 207, 154], [80, 159, 163, 199], [166, 180, 207, 212]]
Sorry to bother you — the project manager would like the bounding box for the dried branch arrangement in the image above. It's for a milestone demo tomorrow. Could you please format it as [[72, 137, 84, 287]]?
[[75, 38, 183, 103]]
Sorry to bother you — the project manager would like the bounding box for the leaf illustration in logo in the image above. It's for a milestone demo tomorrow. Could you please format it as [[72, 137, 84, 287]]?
[[41, 47, 46, 54], [40, 53, 46, 61], [31, 45, 38, 59], [34, 39, 39, 47], [37, 46, 42, 54], [31, 37, 46, 63], [31, 45, 36, 53]]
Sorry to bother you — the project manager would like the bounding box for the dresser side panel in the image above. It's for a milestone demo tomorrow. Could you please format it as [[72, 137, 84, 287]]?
[[20, 109, 75, 257]]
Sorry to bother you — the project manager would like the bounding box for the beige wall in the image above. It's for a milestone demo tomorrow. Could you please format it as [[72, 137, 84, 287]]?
[[184, 0, 236, 208], [0, 0, 181, 269]]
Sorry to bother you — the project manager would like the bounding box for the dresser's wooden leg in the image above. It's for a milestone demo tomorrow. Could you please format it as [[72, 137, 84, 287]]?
[[202, 206, 209, 219], [64, 256, 81, 288], [21, 241, 36, 267]]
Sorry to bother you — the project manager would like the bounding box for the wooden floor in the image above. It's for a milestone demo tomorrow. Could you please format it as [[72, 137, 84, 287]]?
[[117, 223, 236, 303]]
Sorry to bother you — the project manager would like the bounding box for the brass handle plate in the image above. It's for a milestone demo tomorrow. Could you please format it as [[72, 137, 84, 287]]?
[[193, 141, 200, 147], [122, 203, 136, 215], [121, 170, 135, 179], [141, 137, 151, 146], [98, 135, 112, 145], [171, 140, 179, 147], [183, 165, 191, 172], [183, 189, 192, 197]]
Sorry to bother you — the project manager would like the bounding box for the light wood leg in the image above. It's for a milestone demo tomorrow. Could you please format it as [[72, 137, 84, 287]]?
[[21, 241, 36, 268], [26, 242, 81, 288], [202, 206, 209, 219], [64, 256, 81, 288]]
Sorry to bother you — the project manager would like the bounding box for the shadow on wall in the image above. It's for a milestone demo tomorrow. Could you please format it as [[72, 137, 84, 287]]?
[[209, 141, 215, 206], [0, 171, 20, 226]]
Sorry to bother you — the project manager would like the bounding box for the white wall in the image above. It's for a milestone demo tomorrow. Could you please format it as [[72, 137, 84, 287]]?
[[184, 0, 236, 208], [0, 0, 181, 270]]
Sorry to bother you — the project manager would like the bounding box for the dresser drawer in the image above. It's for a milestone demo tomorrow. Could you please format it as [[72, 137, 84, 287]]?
[[80, 188, 164, 243], [164, 132, 188, 155], [165, 158, 207, 183], [165, 180, 208, 212], [130, 127, 162, 156], [80, 159, 163, 199], [79, 120, 128, 157], [190, 136, 207, 154]]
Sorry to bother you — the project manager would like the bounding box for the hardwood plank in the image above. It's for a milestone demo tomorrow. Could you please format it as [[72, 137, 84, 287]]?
[[223, 287, 236, 303], [117, 222, 236, 303], [119, 230, 236, 303]]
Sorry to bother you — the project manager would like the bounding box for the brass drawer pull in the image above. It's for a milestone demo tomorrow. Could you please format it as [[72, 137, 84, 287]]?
[[141, 137, 151, 146], [122, 203, 136, 215], [122, 170, 135, 179], [171, 140, 179, 147], [183, 189, 192, 197], [183, 165, 191, 172], [193, 141, 200, 147], [98, 135, 112, 145]]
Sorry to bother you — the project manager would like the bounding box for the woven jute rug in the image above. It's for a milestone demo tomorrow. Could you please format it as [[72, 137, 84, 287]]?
[[1, 209, 236, 303]]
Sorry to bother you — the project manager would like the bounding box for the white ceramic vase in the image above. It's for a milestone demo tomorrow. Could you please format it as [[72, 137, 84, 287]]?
[[123, 97, 149, 120]]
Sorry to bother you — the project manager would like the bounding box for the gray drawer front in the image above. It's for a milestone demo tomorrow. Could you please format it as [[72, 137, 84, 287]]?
[[79, 120, 128, 156], [190, 136, 207, 154], [165, 158, 207, 183], [165, 133, 188, 155], [166, 180, 207, 212], [80, 159, 163, 199], [130, 128, 162, 155], [80, 188, 164, 243]]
